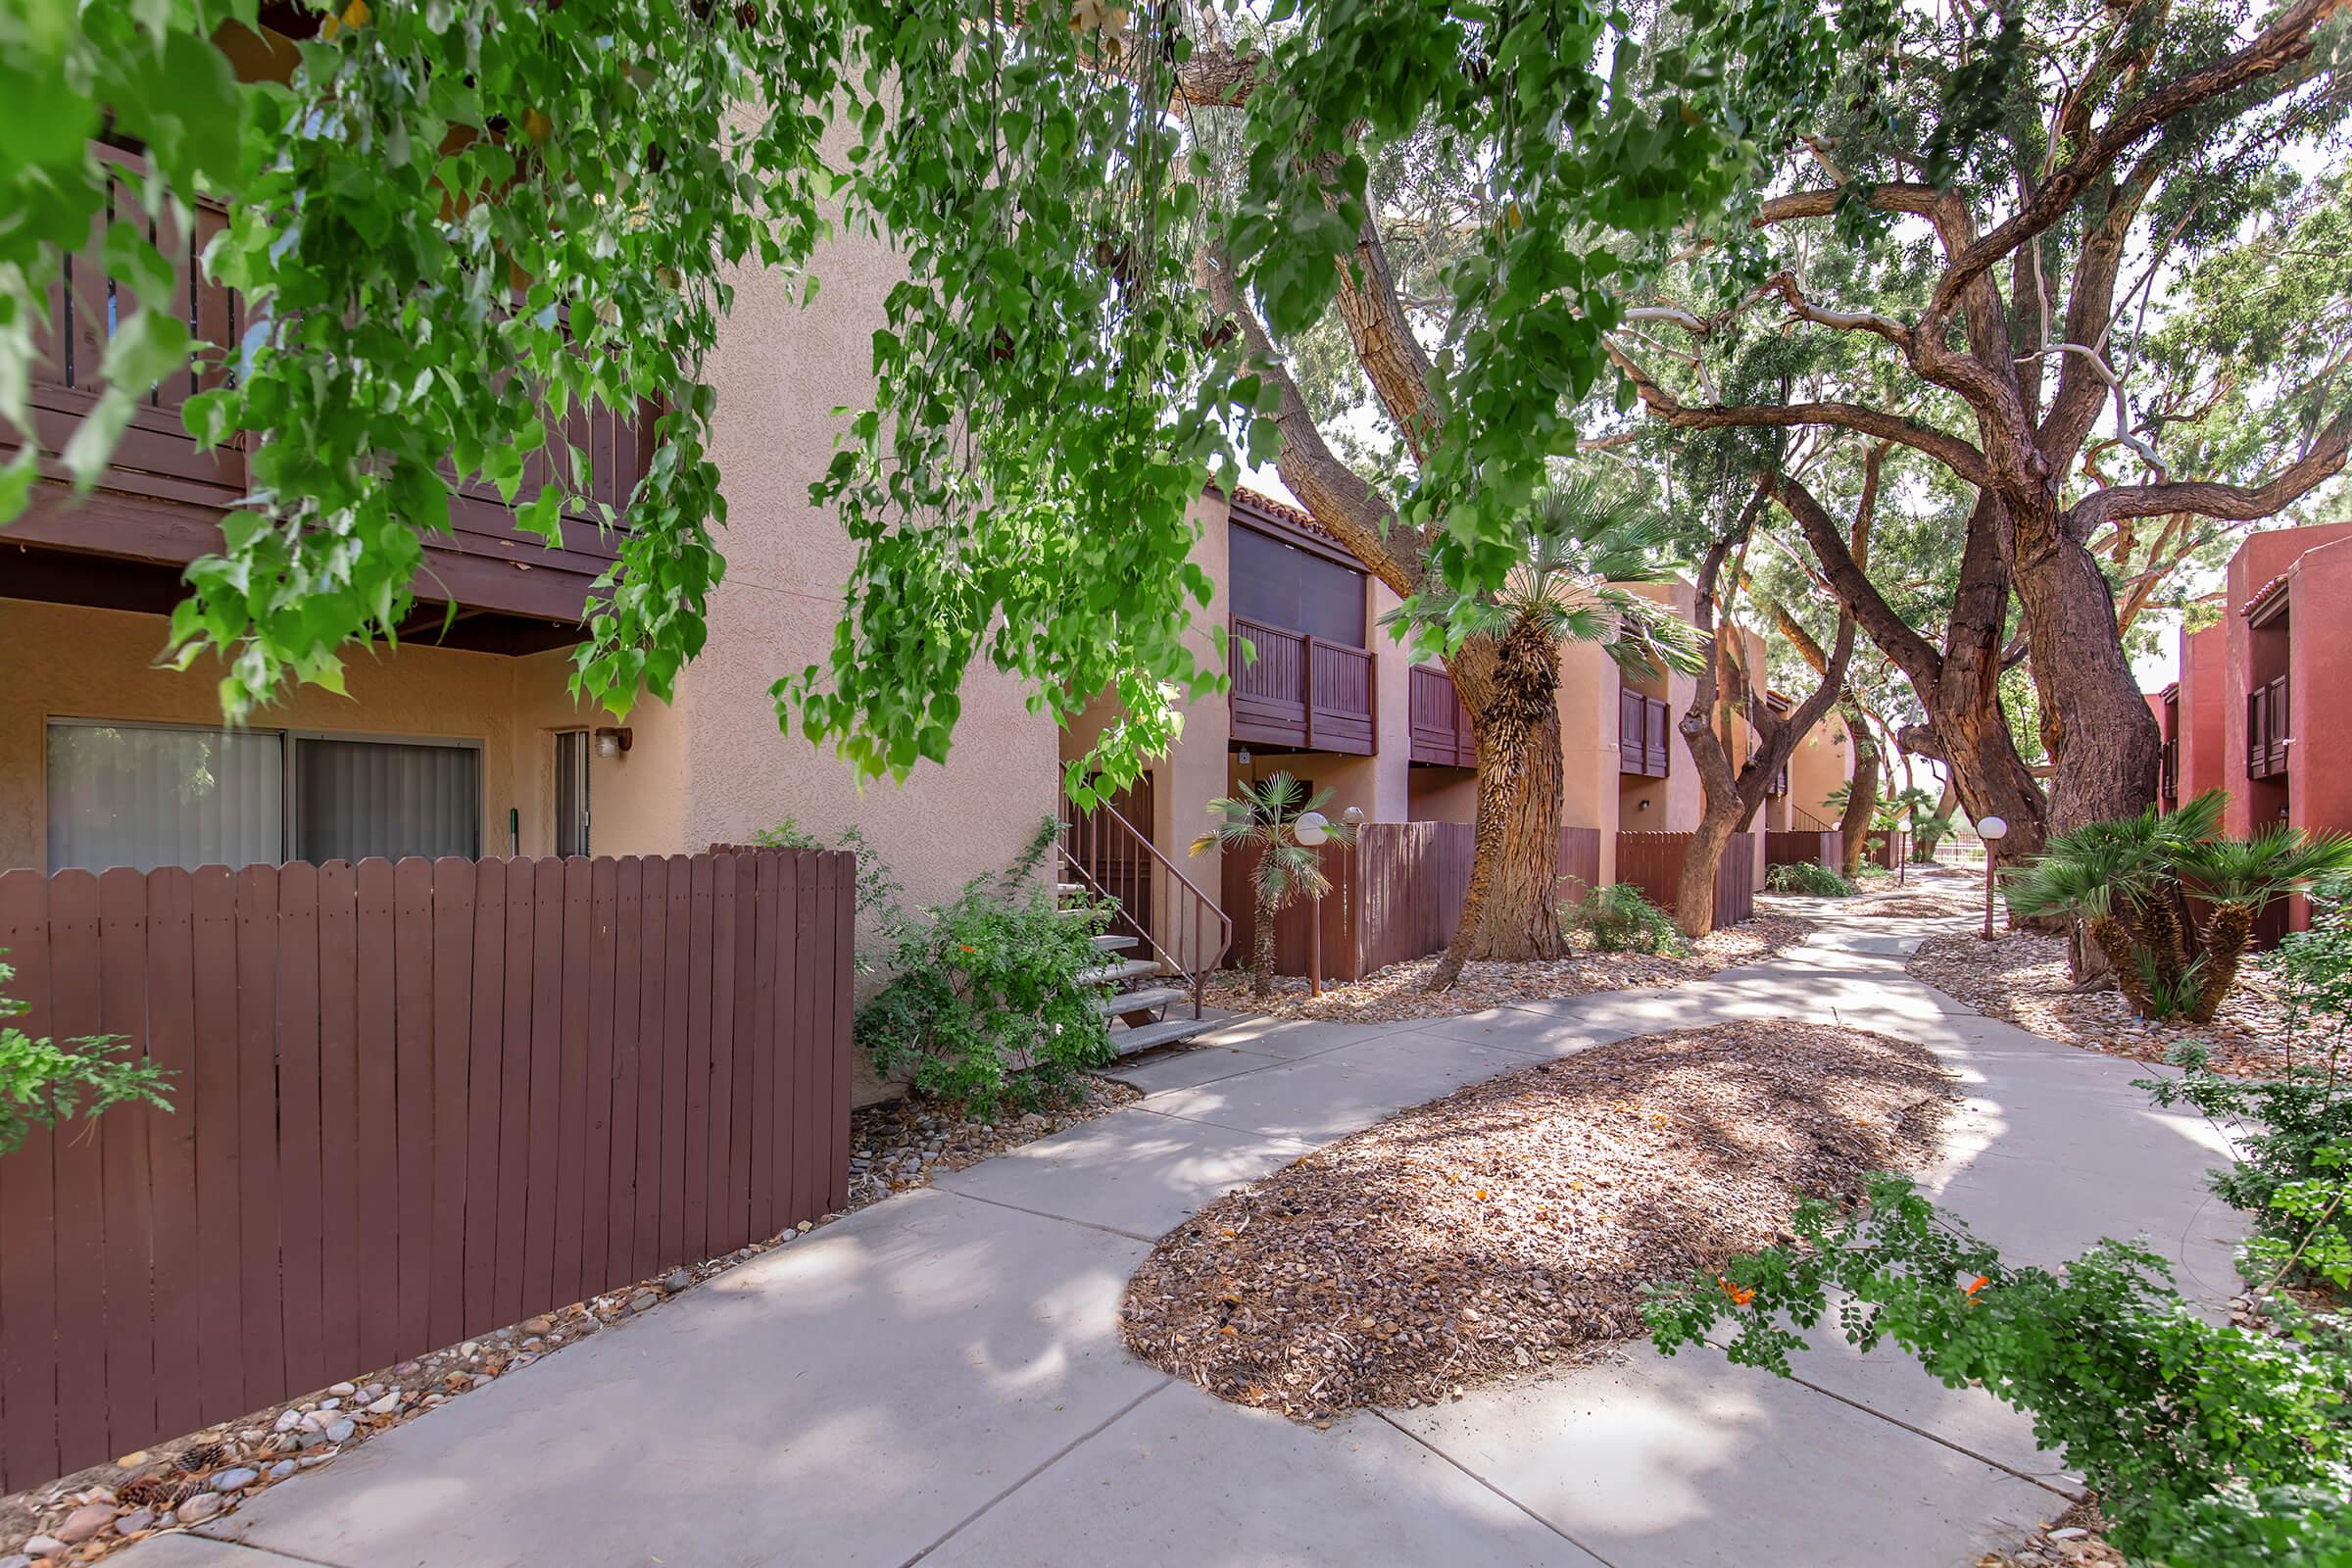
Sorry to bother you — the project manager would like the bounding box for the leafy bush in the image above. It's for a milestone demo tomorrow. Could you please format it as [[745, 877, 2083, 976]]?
[[1766, 860, 1857, 898], [2, 955, 173, 1157], [1565, 885, 1688, 956], [2139, 891, 2352, 1291], [1645, 1175, 2352, 1568], [853, 825, 1116, 1115]]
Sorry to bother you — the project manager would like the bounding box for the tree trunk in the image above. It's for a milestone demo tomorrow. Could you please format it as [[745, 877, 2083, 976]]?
[[1838, 710, 1881, 879], [1674, 803, 1744, 939], [1926, 501, 2052, 861], [1250, 902, 1276, 997], [1428, 620, 1567, 988], [2007, 499, 2164, 832]]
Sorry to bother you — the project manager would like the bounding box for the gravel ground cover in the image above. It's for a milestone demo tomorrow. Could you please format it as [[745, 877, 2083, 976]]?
[[2, 1075, 1138, 1565], [1122, 1019, 1958, 1421], [1200, 908, 1820, 1025], [1909, 926, 2291, 1078]]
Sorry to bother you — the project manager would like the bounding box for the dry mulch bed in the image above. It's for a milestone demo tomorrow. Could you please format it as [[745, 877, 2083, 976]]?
[[1908, 926, 2293, 1079], [1200, 909, 1820, 1025], [1121, 1019, 1957, 1421], [4, 1074, 1138, 1565]]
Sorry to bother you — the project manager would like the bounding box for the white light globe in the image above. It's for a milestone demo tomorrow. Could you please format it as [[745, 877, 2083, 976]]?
[[1295, 810, 1330, 846], [1978, 815, 2008, 841]]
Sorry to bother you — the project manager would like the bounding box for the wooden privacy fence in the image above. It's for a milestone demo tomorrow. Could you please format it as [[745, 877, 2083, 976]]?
[[1765, 830, 1840, 871], [0, 848, 854, 1490], [1613, 831, 1756, 926], [1226, 821, 1614, 983]]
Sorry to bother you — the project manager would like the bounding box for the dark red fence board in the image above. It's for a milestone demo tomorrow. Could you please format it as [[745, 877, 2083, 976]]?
[[1766, 831, 1839, 870], [1224, 821, 1624, 982], [0, 847, 851, 1492], [1613, 831, 1756, 926]]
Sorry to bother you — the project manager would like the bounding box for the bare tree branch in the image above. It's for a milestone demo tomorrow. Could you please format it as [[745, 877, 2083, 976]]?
[[1606, 339, 1996, 486], [2063, 406, 2352, 537]]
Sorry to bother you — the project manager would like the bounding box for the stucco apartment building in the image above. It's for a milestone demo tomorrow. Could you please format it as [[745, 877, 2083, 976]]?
[[1059, 487, 1853, 956], [2153, 521, 2352, 934], [1, 148, 1055, 1008]]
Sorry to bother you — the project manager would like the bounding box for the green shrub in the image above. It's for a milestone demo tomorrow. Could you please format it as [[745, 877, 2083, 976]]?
[[1766, 860, 1858, 898], [2, 955, 173, 1157], [2138, 892, 2352, 1292], [1645, 1175, 2352, 1568], [854, 826, 1116, 1115], [1646, 898, 2352, 1568], [1565, 884, 1688, 956]]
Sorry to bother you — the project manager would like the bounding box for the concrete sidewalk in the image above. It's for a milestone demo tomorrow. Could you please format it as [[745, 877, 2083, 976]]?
[[128, 899, 2241, 1568]]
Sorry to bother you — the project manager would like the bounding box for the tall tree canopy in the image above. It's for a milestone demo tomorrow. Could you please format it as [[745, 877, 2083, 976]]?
[[1607, 0, 2352, 857], [4, 0, 1898, 789]]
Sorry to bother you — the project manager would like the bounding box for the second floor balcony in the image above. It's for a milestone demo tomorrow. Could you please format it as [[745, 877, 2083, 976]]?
[[1408, 663, 1476, 767], [1229, 615, 1376, 756], [1, 142, 657, 654]]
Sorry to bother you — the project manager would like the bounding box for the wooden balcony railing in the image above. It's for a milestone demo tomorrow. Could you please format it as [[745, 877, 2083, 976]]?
[[1408, 663, 1476, 767], [1230, 615, 1376, 756], [1619, 688, 1671, 778], [2, 142, 660, 635], [2247, 675, 2290, 780]]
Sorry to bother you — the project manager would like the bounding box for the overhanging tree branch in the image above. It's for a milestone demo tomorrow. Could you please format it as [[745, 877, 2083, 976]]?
[[2063, 406, 2352, 537]]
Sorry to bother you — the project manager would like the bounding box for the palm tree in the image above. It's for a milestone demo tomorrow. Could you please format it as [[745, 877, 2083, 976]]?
[[1385, 477, 1700, 988], [1189, 772, 1358, 997], [2005, 790, 2352, 1022]]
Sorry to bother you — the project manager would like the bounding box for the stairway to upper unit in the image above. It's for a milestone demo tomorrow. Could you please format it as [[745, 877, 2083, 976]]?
[[1053, 796, 1236, 1059]]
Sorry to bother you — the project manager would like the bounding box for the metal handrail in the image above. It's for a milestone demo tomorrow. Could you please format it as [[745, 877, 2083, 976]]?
[[1056, 797, 1235, 1018], [1788, 805, 1838, 834]]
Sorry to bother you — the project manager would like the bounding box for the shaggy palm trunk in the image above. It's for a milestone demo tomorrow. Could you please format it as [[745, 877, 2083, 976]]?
[[1427, 620, 1566, 990], [1250, 902, 1277, 998], [2086, 916, 2159, 1018], [2189, 904, 2255, 1024]]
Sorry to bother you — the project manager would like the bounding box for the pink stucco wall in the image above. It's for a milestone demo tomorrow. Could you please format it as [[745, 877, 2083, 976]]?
[[2176, 623, 2228, 808], [2222, 523, 2352, 837]]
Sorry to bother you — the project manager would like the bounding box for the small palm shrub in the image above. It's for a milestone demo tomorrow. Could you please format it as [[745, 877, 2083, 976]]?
[[1565, 884, 1688, 955], [1766, 861, 1857, 898], [2003, 790, 2352, 1023], [1190, 772, 1356, 997]]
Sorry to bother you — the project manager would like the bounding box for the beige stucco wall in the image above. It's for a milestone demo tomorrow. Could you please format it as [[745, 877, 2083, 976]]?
[[1785, 710, 1854, 829], [680, 169, 1058, 912], [0, 597, 663, 871]]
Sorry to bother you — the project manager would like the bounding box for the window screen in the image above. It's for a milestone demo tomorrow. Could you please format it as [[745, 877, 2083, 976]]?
[[46, 721, 285, 873], [293, 737, 481, 863], [555, 730, 591, 858], [1229, 524, 1368, 646]]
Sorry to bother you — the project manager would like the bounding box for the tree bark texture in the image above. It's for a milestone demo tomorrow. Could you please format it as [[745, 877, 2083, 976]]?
[[1430, 618, 1568, 986], [1838, 705, 1881, 879]]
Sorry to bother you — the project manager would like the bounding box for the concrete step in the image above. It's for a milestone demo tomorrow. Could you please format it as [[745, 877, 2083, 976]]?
[[1089, 933, 1138, 953], [1107, 1014, 1218, 1057], [1090, 984, 1186, 1019], [1075, 957, 1162, 988]]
